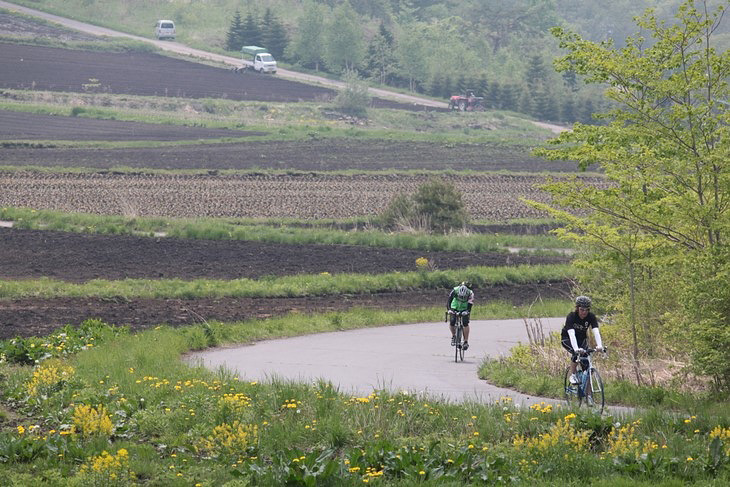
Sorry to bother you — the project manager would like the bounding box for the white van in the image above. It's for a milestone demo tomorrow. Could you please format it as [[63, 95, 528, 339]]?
[[155, 20, 176, 40]]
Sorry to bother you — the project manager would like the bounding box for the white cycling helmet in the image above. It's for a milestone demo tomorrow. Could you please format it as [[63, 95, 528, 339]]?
[[457, 285, 470, 299]]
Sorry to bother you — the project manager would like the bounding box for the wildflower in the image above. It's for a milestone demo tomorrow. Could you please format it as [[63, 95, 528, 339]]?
[[72, 404, 113, 437]]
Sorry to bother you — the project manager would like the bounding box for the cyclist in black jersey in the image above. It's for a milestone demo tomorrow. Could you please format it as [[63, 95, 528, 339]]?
[[561, 295, 604, 386]]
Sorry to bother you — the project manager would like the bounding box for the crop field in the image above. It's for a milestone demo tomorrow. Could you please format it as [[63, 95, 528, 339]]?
[[3, 9, 728, 487], [0, 15, 588, 340], [0, 171, 602, 220], [0, 42, 432, 111]]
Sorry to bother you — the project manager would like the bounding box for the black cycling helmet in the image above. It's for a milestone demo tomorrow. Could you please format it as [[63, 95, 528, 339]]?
[[575, 295, 592, 309]]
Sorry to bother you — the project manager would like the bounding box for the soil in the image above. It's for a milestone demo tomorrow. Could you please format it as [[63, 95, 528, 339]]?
[[0, 227, 569, 282], [0, 42, 439, 111], [0, 26, 573, 339], [0, 227, 571, 339], [0, 283, 572, 340], [0, 131, 577, 172], [0, 12, 100, 42], [0, 109, 266, 141]]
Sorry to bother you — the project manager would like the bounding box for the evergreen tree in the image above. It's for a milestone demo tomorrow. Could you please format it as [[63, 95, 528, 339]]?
[[363, 23, 396, 84], [455, 74, 468, 95], [525, 54, 548, 91], [475, 73, 489, 98], [500, 83, 517, 111], [562, 69, 579, 92], [561, 96, 576, 123], [261, 8, 288, 58], [580, 98, 595, 124], [441, 75, 453, 99], [241, 11, 262, 47], [427, 72, 444, 97], [518, 86, 533, 116], [225, 10, 244, 51], [486, 80, 501, 109]]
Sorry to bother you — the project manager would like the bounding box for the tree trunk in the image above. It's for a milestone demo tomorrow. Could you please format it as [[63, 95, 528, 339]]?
[[629, 261, 643, 385]]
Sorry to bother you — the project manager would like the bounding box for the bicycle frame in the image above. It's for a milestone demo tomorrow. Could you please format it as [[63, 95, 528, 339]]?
[[564, 348, 606, 413], [447, 310, 466, 362]]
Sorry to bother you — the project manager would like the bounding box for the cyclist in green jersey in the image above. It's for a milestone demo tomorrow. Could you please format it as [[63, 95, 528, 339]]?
[[447, 281, 474, 350]]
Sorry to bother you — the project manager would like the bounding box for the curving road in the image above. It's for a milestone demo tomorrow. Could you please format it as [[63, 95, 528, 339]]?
[[188, 318, 591, 406]]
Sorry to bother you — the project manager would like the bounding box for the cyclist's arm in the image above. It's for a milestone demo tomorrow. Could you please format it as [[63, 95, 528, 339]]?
[[592, 327, 604, 349], [567, 329, 580, 351], [446, 290, 455, 309]]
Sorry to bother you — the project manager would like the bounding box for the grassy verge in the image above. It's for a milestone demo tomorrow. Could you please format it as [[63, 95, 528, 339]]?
[[478, 337, 728, 414], [479, 358, 704, 411], [1, 308, 729, 485], [0, 264, 571, 300], [0, 207, 568, 253], [0, 91, 552, 144]]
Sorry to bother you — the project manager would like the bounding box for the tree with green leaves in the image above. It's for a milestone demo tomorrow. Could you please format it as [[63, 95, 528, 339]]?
[[333, 70, 371, 117], [363, 23, 397, 85], [325, 2, 366, 72], [288, 1, 327, 71], [377, 179, 468, 234], [395, 24, 428, 92], [530, 0, 730, 389], [412, 179, 469, 234]]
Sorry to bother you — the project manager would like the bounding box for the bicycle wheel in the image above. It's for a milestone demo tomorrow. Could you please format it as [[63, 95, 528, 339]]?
[[589, 368, 605, 414], [563, 367, 579, 407], [458, 331, 465, 362], [454, 325, 462, 363]]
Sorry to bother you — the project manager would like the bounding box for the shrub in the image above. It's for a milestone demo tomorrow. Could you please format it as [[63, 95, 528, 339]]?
[[333, 70, 370, 117], [377, 179, 468, 234]]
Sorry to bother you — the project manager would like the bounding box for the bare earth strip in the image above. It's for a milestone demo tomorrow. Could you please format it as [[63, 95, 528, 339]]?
[[0, 109, 266, 141], [0, 171, 603, 220]]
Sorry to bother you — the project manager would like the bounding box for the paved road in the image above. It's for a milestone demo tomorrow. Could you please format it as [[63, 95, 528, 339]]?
[[189, 318, 570, 406]]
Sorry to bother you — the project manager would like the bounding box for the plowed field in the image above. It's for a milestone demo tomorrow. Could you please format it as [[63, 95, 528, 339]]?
[[0, 227, 571, 339], [0, 29, 577, 339], [0, 42, 436, 110]]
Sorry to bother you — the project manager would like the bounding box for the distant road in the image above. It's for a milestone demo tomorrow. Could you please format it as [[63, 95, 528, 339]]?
[[0, 1, 443, 108], [0, 0, 567, 132]]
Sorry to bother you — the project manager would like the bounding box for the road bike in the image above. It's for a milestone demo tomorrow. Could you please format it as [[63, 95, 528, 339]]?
[[564, 348, 607, 413], [447, 310, 468, 362]]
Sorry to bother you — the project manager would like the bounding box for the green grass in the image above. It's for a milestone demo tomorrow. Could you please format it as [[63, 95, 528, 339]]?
[[0, 90, 553, 145], [1, 308, 729, 485], [0, 207, 569, 253], [478, 350, 726, 412], [0, 263, 572, 300]]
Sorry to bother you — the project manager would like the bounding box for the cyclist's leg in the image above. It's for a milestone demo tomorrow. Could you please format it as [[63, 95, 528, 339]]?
[[449, 311, 457, 342], [462, 315, 470, 342], [561, 338, 578, 376]]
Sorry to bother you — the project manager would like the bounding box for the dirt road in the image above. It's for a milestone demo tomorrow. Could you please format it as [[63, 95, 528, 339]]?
[[0, 1, 442, 108]]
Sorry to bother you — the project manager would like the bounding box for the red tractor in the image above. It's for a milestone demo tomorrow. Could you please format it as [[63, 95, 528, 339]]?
[[448, 90, 485, 111]]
